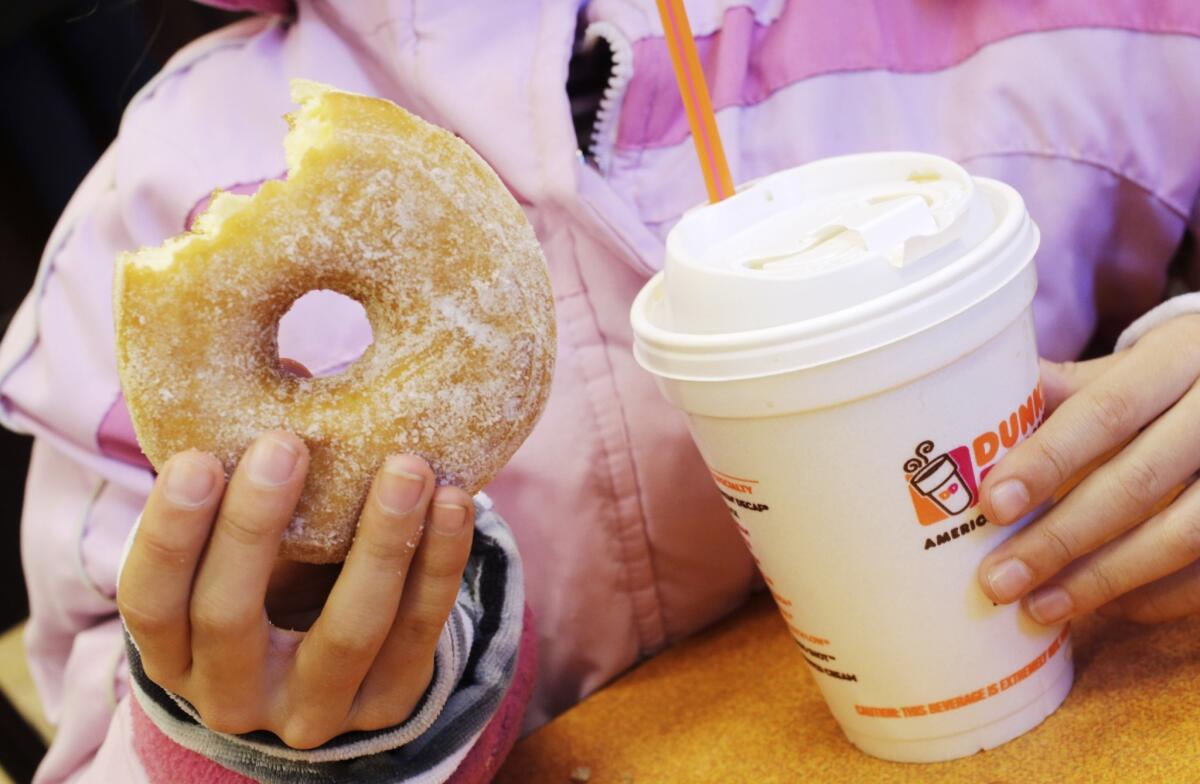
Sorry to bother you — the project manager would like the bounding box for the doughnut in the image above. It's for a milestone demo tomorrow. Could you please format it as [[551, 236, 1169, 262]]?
[[114, 80, 556, 563]]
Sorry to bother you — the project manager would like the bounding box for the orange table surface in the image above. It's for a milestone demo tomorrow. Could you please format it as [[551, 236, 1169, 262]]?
[[497, 593, 1200, 783]]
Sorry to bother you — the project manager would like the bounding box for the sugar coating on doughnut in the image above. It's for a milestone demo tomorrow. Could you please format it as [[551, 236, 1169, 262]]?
[[114, 80, 556, 563]]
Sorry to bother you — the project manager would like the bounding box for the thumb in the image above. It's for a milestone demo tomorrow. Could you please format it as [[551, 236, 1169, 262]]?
[[1039, 353, 1121, 414]]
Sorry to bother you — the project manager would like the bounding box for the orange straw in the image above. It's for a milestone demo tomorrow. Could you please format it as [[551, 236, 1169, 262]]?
[[655, 0, 735, 203]]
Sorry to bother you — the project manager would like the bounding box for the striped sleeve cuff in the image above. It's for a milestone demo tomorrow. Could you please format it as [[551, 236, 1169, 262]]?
[[125, 494, 527, 783]]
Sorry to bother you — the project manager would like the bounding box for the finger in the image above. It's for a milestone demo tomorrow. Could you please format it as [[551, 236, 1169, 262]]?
[[284, 455, 434, 747], [1098, 559, 1200, 624], [189, 432, 307, 697], [352, 486, 475, 731], [1013, 478, 1200, 624], [1039, 355, 1122, 414], [979, 382, 1200, 604], [118, 451, 224, 686], [980, 323, 1200, 526]]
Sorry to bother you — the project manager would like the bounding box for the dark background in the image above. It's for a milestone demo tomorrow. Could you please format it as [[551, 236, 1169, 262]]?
[[0, 0, 246, 634]]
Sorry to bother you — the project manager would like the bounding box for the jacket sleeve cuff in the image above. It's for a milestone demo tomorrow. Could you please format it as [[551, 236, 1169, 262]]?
[[125, 493, 531, 783], [1114, 292, 1200, 352]]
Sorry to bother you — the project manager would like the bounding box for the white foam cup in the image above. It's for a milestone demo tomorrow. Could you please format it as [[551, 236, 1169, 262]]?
[[630, 152, 1073, 763]]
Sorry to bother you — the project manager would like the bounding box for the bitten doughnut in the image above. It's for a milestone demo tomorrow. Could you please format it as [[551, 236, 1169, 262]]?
[[114, 80, 556, 563]]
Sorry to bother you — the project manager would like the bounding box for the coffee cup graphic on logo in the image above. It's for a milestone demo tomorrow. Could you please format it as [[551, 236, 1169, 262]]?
[[905, 441, 974, 515]]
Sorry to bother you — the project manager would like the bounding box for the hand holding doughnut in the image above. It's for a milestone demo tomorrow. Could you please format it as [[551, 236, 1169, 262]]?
[[117, 434, 475, 748]]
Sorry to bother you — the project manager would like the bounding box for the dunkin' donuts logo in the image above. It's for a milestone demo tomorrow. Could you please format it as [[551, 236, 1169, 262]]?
[[904, 441, 978, 523], [904, 382, 1047, 527]]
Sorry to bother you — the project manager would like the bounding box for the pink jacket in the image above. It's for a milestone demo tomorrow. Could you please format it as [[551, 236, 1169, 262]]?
[[4, 0, 1200, 780]]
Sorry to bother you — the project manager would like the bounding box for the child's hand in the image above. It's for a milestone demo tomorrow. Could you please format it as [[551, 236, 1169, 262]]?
[[117, 432, 475, 749], [977, 315, 1200, 625]]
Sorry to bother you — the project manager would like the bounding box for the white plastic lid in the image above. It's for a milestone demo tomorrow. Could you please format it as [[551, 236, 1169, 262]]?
[[631, 152, 1039, 382]]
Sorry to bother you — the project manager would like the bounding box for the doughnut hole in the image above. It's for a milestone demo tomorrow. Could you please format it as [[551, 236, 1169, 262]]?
[[276, 290, 373, 377]]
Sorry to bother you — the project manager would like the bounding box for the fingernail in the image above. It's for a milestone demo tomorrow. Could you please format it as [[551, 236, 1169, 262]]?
[[431, 503, 467, 536], [164, 454, 216, 508], [1027, 587, 1074, 625], [378, 459, 426, 515], [246, 434, 300, 487], [986, 558, 1034, 602], [989, 479, 1030, 523]]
